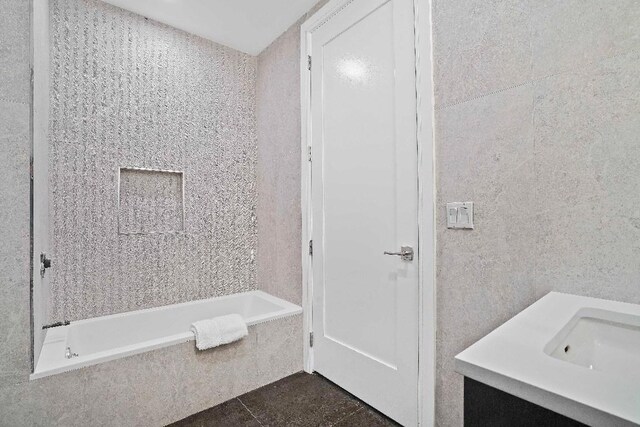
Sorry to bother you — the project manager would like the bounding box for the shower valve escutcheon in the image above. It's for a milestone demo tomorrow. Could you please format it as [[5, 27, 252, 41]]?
[[383, 246, 414, 261]]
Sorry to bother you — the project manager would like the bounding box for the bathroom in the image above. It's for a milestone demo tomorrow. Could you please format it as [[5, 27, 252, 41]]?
[[1, 0, 639, 425]]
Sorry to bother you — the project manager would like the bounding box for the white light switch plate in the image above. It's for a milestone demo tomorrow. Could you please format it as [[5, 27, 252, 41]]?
[[446, 202, 474, 229]]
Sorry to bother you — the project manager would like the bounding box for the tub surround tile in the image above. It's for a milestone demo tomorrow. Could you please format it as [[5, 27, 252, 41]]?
[[27, 370, 90, 427], [83, 349, 183, 427], [174, 333, 261, 416], [0, 315, 302, 427], [254, 315, 304, 383], [431, 0, 532, 108], [530, 0, 640, 79]]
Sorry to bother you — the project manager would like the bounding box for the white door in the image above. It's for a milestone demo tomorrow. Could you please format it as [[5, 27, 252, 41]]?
[[309, 0, 419, 425]]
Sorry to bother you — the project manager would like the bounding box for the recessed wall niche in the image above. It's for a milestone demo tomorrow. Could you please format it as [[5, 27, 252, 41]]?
[[117, 168, 185, 235]]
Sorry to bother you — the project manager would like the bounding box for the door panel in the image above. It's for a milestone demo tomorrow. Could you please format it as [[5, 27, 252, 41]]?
[[310, 0, 418, 424], [322, 0, 398, 366]]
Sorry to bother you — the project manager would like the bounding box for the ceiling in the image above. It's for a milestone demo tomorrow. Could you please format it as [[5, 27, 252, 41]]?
[[101, 0, 320, 56]]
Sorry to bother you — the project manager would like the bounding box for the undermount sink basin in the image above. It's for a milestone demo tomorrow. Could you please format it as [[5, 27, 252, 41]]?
[[455, 293, 640, 426], [544, 308, 640, 379]]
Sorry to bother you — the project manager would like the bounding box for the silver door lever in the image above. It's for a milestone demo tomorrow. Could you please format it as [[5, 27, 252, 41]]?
[[384, 246, 414, 261]]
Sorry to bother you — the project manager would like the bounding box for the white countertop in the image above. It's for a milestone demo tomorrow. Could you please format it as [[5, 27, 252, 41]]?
[[455, 292, 640, 427]]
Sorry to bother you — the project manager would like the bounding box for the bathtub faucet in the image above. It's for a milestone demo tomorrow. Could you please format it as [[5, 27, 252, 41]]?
[[65, 347, 79, 359]]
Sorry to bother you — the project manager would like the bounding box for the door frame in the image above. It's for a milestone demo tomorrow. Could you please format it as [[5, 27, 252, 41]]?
[[31, 0, 52, 371], [299, 0, 436, 425]]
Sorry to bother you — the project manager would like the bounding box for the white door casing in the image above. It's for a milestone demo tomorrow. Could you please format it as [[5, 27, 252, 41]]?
[[304, 0, 420, 424], [32, 0, 52, 368]]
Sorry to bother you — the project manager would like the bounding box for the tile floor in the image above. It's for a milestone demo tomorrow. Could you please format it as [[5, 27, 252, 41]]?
[[169, 372, 400, 427]]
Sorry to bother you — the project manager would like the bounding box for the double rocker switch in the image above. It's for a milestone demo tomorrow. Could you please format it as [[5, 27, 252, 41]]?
[[446, 202, 474, 229]]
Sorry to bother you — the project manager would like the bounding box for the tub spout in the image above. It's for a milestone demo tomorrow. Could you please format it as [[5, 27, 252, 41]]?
[[65, 347, 78, 359]]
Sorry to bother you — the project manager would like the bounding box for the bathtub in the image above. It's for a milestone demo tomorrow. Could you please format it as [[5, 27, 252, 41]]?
[[31, 290, 302, 380]]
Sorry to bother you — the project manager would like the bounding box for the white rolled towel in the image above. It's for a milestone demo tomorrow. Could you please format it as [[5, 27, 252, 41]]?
[[190, 314, 248, 351]]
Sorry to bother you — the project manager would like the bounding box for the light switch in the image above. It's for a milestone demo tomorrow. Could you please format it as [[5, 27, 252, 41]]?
[[448, 207, 458, 224], [446, 202, 474, 229]]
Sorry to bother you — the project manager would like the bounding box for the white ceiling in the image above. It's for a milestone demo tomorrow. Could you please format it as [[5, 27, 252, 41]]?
[[101, 0, 320, 56]]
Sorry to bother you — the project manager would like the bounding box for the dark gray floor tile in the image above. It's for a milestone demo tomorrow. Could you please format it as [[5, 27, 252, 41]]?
[[334, 407, 401, 427], [238, 372, 362, 426], [168, 398, 260, 427]]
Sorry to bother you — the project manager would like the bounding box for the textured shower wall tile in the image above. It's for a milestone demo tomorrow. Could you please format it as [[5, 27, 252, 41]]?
[[431, 0, 532, 107], [533, 52, 640, 213], [530, 0, 640, 79], [257, 22, 304, 305], [49, 0, 258, 321], [435, 86, 537, 426]]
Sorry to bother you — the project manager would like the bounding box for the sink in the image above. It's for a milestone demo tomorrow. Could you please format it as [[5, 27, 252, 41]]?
[[544, 308, 640, 379], [456, 293, 640, 426]]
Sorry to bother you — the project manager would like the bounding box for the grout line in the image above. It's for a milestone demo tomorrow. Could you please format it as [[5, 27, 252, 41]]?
[[329, 406, 365, 427], [435, 80, 532, 111], [237, 397, 264, 426], [435, 46, 640, 112]]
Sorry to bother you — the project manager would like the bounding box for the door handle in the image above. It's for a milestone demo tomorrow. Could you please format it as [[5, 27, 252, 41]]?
[[384, 246, 414, 261]]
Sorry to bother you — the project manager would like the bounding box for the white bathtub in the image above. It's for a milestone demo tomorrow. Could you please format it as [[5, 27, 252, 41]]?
[[31, 290, 302, 380]]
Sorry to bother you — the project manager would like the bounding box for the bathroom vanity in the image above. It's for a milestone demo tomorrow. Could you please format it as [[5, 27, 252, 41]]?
[[456, 292, 640, 427]]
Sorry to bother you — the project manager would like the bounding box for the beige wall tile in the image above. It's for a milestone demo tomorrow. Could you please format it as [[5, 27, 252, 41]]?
[[435, 86, 537, 425], [432, 0, 532, 107], [530, 0, 640, 78], [533, 52, 640, 212], [256, 22, 304, 305]]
